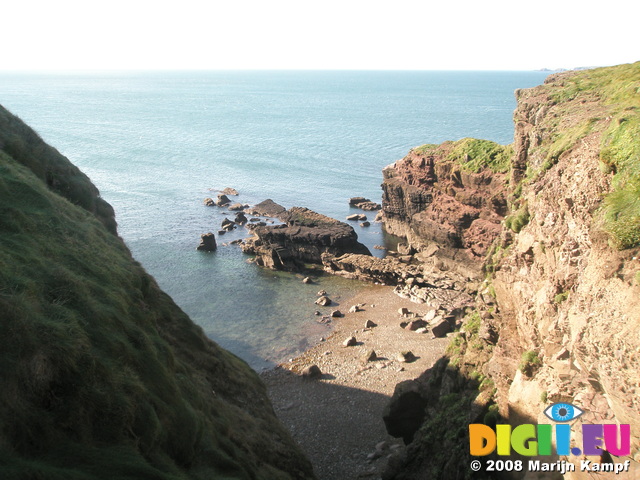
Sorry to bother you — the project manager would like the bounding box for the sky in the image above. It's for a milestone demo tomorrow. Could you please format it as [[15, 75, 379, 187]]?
[[3, 0, 639, 71]]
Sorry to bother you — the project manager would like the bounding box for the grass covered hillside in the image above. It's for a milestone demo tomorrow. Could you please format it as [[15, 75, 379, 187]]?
[[0, 106, 314, 480]]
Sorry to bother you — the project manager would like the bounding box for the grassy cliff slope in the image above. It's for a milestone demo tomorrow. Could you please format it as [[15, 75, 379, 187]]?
[[0, 106, 314, 479]]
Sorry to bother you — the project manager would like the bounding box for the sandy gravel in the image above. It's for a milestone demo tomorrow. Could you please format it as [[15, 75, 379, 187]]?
[[261, 284, 450, 480]]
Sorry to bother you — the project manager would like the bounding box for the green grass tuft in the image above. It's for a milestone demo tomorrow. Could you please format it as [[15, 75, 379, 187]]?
[[446, 138, 513, 174]]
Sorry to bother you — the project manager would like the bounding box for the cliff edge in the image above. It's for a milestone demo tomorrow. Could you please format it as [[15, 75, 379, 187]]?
[[381, 62, 640, 479], [0, 106, 314, 479]]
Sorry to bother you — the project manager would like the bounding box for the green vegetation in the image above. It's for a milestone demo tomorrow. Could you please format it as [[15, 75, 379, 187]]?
[[412, 143, 440, 155], [414, 138, 513, 174], [554, 291, 569, 304], [540, 391, 548, 404], [504, 204, 530, 233], [0, 108, 310, 479], [447, 138, 513, 174], [465, 311, 481, 335], [519, 351, 542, 377], [532, 63, 640, 249]]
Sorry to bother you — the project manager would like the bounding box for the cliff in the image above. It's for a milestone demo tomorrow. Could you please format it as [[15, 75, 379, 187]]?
[[381, 138, 512, 277], [0, 106, 314, 479], [381, 62, 640, 479]]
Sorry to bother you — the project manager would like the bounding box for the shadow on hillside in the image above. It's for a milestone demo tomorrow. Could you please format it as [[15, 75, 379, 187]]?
[[262, 367, 399, 480]]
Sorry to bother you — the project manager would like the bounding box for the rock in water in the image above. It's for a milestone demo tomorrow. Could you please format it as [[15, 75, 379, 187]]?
[[315, 295, 332, 306], [242, 206, 371, 271], [215, 194, 231, 206], [197, 233, 217, 251], [349, 196, 371, 206]]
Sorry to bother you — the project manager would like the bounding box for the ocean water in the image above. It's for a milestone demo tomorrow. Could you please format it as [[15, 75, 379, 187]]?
[[0, 70, 549, 369]]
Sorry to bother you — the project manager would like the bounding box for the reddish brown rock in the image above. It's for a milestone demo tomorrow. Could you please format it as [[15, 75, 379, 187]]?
[[381, 144, 508, 269]]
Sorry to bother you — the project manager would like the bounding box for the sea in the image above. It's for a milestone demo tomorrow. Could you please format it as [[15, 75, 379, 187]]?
[[0, 70, 549, 370]]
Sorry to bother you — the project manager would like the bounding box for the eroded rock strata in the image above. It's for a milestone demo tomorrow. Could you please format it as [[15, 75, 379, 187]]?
[[381, 138, 511, 275], [242, 206, 371, 271], [381, 63, 640, 479]]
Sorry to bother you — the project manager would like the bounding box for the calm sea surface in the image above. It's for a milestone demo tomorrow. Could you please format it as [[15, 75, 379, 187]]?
[[0, 70, 548, 369]]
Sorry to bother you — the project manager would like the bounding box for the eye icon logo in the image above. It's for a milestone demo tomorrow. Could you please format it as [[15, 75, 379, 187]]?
[[543, 403, 584, 422]]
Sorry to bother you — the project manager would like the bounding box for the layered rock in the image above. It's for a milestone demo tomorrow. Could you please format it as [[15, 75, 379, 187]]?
[[382, 63, 640, 479], [381, 139, 511, 275], [242, 206, 371, 271]]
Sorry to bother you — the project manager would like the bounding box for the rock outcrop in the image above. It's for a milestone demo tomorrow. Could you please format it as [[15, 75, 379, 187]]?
[[382, 63, 640, 479], [0, 106, 314, 479], [381, 138, 511, 276], [242, 206, 371, 271]]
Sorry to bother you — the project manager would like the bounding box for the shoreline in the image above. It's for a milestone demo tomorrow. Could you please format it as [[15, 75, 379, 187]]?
[[261, 283, 450, 480]]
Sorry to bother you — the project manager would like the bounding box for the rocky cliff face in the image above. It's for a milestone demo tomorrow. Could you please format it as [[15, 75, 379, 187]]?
[[0, 106, 314, 479], [381, 138, 512, 277], [381, 63, 640, 479]]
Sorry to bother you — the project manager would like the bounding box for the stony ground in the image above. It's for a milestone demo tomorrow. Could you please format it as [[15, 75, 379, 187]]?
[[261, 284, 450, 480]]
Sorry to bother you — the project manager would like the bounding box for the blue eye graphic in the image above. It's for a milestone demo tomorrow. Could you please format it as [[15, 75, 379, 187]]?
[[543, 403, 584, 422]]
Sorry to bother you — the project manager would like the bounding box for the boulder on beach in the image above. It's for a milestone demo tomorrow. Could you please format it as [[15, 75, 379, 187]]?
[[203, 197, 216, 206], [361, 349, 378, 364], [228, 203, 245, 211], [196, 232, 217, 251], [301, 365, 322, 379], [343, 336, 357, 347], [221, 187, 239, 196], [396, 351, 417, 363]]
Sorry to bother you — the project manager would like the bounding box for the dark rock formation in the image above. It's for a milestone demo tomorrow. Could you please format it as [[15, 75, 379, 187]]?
[[383, 379, 429, 444], [247, 199, 288, 218], [196, 232, 217, 251], [242, 207, 371, 271], [215, 193, 231, 206], [349, 196, 370, 205]]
